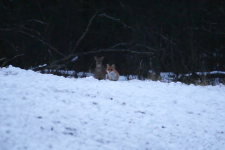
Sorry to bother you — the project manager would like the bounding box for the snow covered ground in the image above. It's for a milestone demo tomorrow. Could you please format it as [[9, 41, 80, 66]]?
[[0, 66, 225, 150]]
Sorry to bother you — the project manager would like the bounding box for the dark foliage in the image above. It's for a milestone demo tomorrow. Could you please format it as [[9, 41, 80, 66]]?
[[1, 0, 225, 80]]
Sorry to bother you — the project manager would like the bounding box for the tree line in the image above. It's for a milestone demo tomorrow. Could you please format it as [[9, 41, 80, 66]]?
[[1, 0, 225, 82]]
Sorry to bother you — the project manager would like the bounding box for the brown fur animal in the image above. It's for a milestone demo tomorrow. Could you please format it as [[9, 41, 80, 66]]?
[[106, 64, 119, 81], [94, 56, 106, 80]]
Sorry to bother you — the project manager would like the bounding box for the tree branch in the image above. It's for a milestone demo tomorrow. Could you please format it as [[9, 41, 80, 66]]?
[[135, 44, 157, 51], [1, 24, 64, 56], [76, 48, 155, 55], [15, 29, 64, 56], [72, 10, 99, 53], [0, 57, 6, 62], [42, 47, 155, 71], [1, 54, 24, 67], [99, 13, 133, 30], [109, 43, 128, 48], [26, 19, 47, 25], [0, 37, 19, 51]]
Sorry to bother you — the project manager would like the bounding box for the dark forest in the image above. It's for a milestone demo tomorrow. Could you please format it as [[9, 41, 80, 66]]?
[[1, 0, 225, 83]]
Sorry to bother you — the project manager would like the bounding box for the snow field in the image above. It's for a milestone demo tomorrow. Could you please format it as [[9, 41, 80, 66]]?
[[0, 66, 225, 150]]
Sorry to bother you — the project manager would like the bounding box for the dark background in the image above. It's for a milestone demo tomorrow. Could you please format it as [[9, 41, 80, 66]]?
[[1, 0, 225, 80]]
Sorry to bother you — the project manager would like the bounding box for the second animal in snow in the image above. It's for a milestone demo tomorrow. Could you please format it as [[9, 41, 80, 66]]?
[[106, 64, 119, 81]]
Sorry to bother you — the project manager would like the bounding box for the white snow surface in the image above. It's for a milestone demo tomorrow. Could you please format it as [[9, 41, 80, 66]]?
[[0, 66, 225, 150]]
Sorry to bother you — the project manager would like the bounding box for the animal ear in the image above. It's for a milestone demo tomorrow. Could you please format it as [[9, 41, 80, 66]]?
[[112, 64, 115, 68], [94, 56, 97, 60], [101, 56, 105, 60], [107, 64, 109, 67]]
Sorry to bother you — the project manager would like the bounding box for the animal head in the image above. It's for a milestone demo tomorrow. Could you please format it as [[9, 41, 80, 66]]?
[[94, 56, 104, 66], [106, 64, 115, 73]]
